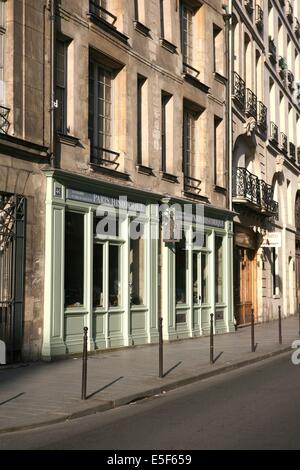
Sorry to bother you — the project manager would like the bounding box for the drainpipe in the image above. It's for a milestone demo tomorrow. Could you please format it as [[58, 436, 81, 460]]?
[[223, 2, 233, 212], [49, 0, 56, 168]]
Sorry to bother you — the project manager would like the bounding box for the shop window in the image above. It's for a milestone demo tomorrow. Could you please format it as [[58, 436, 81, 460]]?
[[65, 212, 84, 308], [130, 226, 145, 306], [176, 234, 187, 304], [272, 247, 279, 296], [201, 253, 209, 304], [94, 214, 119, 238], [109, 245, 121, 307], [215, 236, 224, 304], [93, 243, 104, 309], [193, 252, 200, 305]]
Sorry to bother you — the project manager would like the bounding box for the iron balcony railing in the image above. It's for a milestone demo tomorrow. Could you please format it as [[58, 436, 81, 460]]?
[[233, 167, 261, 206], [270, 121, 279, 144], [0, 105, 10, 134], [183, 62, 200, 79], [245, 88, 257, 119], [286, 1, 293, 23], [268, 36, 277, 63], [290, 142, 296, 160], [90, 146, 120, 170], [257, 101, 267, 130], [232, 72, 246, 109], [184, 175, 202, 195], [280, 132, 288, 154], [255, 4, 263, 29], [89, 1, 117, 26], [233, 167, 279, 217], [295, 17, 300, 37], [287, 70, 294, 90], [297, 146, 300, 164], [245, 0, 254, 14]]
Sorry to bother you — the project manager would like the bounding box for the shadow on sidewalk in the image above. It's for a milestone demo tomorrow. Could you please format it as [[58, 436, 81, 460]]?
[[87, 377, 124, 400], [163, 362, 182, 378]]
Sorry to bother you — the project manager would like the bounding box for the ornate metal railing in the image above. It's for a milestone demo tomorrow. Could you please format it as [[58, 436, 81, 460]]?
[[287, 70, 294, 90], [290, 142, 296, 160], [257, 101, 267, 130], [295, 17, 300, 37], [90, 146, 120, 169], [255, 4, 263, 29], [245, 0, 254, 14], [286, 1, 293, 23], [270, 121, 279, 144], [0, 106, 10, 134], [260, 180, 279, 215], [89, 1, 117, 26], [184, 175, 202, 195], [297, 146, 300, 164], [268, 36, 277, 63], [280, 132, 288, 154], [245, 88, 257, 118], [183, 63, 200, 78], [233, 167, 261, 206], [232, 72, 245, 109]]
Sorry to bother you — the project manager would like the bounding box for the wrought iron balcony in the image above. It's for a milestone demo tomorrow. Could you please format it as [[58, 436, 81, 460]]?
[[268, 37, 277, 64], [245, 0, 254, 14], [295, 17, 300, 37], [184, 175, 202, 196], [287, 70, 294, 90], [89, 1, 117, 26], [297, 146, 300, 164], [260, 180, 279, 216], [286, 1, 293, 23], [233, 167, 261, 207], [257, 101, 267, 130], [232, 72, 246, 109], [90, 146, 120, 170], [255, 4, 263, 30], [290, 142, 296, 160], [0, 106, 10, 134], [245, 88, 257, 119], [270, 121, 279, 144], [280, 132, 288, 154], [233, 167, 279, 217]]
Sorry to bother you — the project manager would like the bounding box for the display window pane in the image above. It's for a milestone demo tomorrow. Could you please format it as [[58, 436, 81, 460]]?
[[215, 236, 224, 303], [193, 252, 200, 305], [93, 243, 104, 309], [109, 245, 121, 307], [176, 235, 187, 304], [94, 215, 119, 238], [65, 212, 84, 308], [130, 235, 145, 306], [201, 253, 209, 304]]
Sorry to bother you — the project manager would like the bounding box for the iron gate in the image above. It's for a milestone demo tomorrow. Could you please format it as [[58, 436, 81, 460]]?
[[0, 193, 26, 362]]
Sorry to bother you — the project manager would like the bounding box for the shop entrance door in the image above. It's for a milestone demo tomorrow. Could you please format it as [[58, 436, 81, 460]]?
[[234, 248, 256, 326]]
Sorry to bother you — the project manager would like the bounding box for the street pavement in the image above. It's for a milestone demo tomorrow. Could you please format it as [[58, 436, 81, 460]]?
[[0, 316, 299, 435], [0, 353, 299, 449]]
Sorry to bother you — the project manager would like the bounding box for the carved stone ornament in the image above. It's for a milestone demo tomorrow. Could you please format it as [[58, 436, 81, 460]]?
[[243, 117, 257, 137], [275, 155, 284, 173]]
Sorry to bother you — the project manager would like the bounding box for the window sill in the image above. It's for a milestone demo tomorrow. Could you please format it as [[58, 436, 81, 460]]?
[[136, 164, 155, 176], [213, 72, 227, 85], [214, 185, 227, 194], [90, 162, 131, 181], [160, 38, 177, 54], [183, 72, 210, 94], [183, 190, 210, 203], [87, 12, 129, 44], [134, 20, 151, 37], [161, 172, 179, 183], [57, 132, 81, 147]]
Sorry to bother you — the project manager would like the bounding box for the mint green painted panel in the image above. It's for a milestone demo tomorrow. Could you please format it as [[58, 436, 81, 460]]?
[[52, 209, 63, 338], [94, 313, 105, 335], [65, 315, 85, 336], [109, 313, 123, 334], [131, 311, 146, 331], [193, 308, 200, 328]]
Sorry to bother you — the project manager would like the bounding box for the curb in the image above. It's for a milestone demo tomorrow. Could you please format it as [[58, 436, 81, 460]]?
[[0, 346, 292, 435]]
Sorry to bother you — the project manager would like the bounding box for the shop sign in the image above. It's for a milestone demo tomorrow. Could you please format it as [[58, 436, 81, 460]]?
[[261, 232, 282, 248], [66, 189, 147, 213]]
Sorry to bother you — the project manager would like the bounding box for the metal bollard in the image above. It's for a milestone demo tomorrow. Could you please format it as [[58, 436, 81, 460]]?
[[210, 313, 214, 365], [81, 327, 88, 400], [278, 306, 282, 345], [159, 317, 163, 378], [251, 309, 255, 353]]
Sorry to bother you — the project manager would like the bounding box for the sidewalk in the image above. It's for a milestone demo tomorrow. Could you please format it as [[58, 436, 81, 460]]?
[[0, 316, 299, 434]]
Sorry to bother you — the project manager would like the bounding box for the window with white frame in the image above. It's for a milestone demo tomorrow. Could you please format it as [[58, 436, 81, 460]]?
[[215, 236, 224, 304], [129, 221, 145, 306], [65, 212, 85, 308], [180, 2, 194, 68], [176, 232, 187, 305]]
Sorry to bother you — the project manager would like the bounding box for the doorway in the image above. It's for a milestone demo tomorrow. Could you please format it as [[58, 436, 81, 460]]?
[[234, 247, 256, 325]]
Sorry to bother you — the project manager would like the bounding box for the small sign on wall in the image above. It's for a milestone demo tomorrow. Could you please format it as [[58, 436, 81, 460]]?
[[261, 232, 282, 248]]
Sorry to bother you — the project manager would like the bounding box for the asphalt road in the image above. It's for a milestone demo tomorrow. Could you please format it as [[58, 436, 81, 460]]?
[[1, 352, 300, 450]]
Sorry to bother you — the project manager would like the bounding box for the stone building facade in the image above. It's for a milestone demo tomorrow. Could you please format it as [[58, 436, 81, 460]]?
[[231, 0, 300, 325], [0, 0, 235, 360]]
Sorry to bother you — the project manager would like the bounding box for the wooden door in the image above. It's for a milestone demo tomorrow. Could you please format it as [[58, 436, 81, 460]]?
[[234, 248, 255, 325]]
